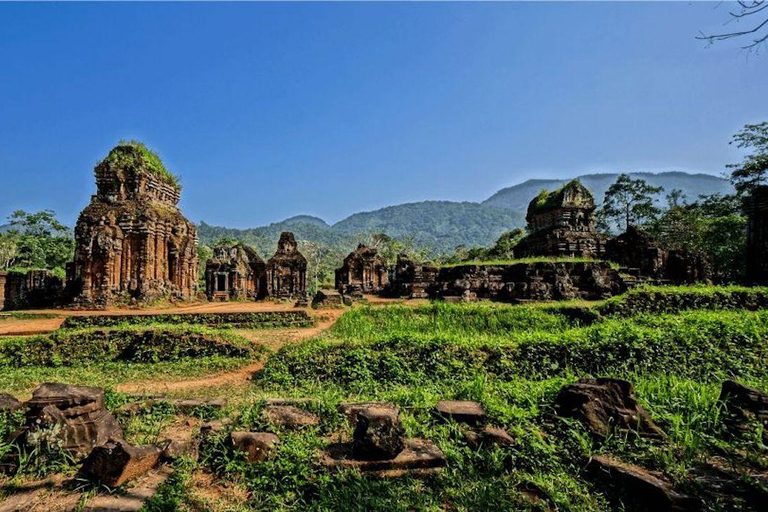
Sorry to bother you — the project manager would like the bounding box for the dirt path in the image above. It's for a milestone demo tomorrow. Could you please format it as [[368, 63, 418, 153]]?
[[115, 309, 345, 394]]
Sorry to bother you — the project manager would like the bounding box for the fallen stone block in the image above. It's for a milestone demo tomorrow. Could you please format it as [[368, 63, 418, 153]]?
[[263, 405, 319, 430], [719, 380, 768, 438], [82, 466, 173, 512], [464, 425, 515, 449], [586, 455, 700, 511], [0, 393, 23, 413], [199, 418, 233, 437], [25, 383, 123, 457], [338, 402, 398, 424], [554, 378, 665, 440], [79, 441, 162, 487], [230, 431, 280, 463], [353, 405, 406, 460], [435, 400, 486, 426], [322, 438, 446, 478]]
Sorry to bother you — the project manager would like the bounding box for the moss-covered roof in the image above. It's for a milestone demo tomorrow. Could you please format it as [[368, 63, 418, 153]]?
[[527, 179, 595, 216], [99, 140, 181, 190]]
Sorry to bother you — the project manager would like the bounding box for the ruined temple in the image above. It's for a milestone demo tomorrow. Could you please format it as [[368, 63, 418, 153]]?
[[514, 180, 607, 258], [386, 253, 439, 299], [335, 244, 389, 295], [205, 243, 267, 301], [745, 186, 768, 285], [267, 232, 307, 298], [68, 142, 198, 305]]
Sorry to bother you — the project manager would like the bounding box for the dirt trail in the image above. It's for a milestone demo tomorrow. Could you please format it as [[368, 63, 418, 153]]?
[[115, 309, 345, 394]]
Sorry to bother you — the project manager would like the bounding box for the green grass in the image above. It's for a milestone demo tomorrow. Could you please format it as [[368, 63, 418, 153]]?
[[99, 140, 181, 190], [2, 287, 768, 510]]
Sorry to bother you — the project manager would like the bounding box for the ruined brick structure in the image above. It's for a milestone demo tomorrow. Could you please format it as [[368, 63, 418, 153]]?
[[745, 186, 768, 285], [205, 244, 267, 301], [385, 253, 439, 299], [267, 232, 307, 299], [335, 244, 389, 295], [606, 226, 711, 285], [514, 180, 607, 258], [0, 270, 64, 311], [68, 143, 198, 306], [432, 261, 625, 302]]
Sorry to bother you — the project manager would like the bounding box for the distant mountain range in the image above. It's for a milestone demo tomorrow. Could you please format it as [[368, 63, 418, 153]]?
[[199, 171, 734, 255]]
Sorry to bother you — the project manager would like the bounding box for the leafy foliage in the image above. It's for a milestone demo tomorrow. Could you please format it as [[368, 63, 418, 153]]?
[[99, 140, 180, 190], [1, 210, 74, 275], [599, 174, 664, 231], [728, 121, 768, 195]]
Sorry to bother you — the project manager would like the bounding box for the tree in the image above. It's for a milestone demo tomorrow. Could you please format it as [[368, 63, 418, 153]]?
[[599, 174, 664, 232], [0, 232, 18, 269], [728, 122, 768, 195], [6, 210, 74, 273], [697, 1, 768, 50], [649, 193, 746, 282], [488, 228, 525, 260]]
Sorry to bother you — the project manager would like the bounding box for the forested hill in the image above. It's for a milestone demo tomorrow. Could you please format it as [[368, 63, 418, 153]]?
[[199, 171, 733, 255], [484, 171, 733, 212], [199, 201, 524, 256]]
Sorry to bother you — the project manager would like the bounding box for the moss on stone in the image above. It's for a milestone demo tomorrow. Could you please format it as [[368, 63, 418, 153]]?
[[99, 140, 181, 190]]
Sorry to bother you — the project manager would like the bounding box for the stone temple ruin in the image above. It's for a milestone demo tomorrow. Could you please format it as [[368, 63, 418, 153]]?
[[0, 270, 64, 310], [335, 244, 389, 296], [205, 243, 267, 301], [267, 232, 308, 299], [67, 143, 198, 306], [745, 185, 768, 286], [514, 180, 607, 258]]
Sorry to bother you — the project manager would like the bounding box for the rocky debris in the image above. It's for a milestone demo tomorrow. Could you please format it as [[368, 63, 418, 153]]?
[[81, 466, 173, 512], [199, 418, 233, 437], [311, 290, 350, 309], [322, 438, 446, 478], [79, 441, 161, 487], [263, 405, 319, 430], [718, 380, 768, 439], [435, 400, 486, 426], [230, 432, 280, 463], [116, 397, 227, 417], [554, 378, 665, 440], [0, 393, 22, 413], [158, 418, 200, 462], [516, 482, 554, 511], [463, 426, 515, 449], [586, 455, 700, 511], [338, 402, 399, 425], [689, 457, 768, 510], [25, 383, 123, 457], [353, 405, 406, 460]]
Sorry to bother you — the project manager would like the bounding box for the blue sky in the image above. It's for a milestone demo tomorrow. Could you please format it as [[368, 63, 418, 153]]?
[[0, 2, 765, 228]]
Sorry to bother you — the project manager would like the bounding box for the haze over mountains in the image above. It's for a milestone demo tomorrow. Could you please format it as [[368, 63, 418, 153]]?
[[199, 171, 734, 256]]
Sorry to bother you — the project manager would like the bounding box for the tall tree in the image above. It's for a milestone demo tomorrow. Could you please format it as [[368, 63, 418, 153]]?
[[728, 122, 768, 195], [6, 210, 74, 273], [600, 174, 664, 232]]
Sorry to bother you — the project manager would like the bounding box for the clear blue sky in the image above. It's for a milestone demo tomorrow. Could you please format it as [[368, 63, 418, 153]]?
[[0, 2, 765, 228]]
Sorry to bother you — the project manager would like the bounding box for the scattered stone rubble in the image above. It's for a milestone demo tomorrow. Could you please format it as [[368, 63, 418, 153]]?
[[263, 404, 320, 430], [718, 380, 768, 442], [79, 441, 162, 487], [229, 431, 280, 463], [311, 290, 350, 309], [554, 378, 665, 440]]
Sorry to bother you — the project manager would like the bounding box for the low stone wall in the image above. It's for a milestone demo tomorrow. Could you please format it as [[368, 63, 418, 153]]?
[[432, 261, 625, 302], [62, 310, 314, 329], [0, 270, 64, 311]]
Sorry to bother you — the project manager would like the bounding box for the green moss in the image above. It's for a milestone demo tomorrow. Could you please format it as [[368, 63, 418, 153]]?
[[99, 140, 181, 190], [528, 179, 591, 215]]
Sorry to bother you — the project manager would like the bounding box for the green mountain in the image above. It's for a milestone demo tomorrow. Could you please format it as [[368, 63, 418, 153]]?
[[484, 171, 733, 212], [199, 171, 734, 257]]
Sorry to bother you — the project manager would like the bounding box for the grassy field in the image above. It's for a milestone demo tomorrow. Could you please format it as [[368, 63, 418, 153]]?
[[1, 287, 767, 510]]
